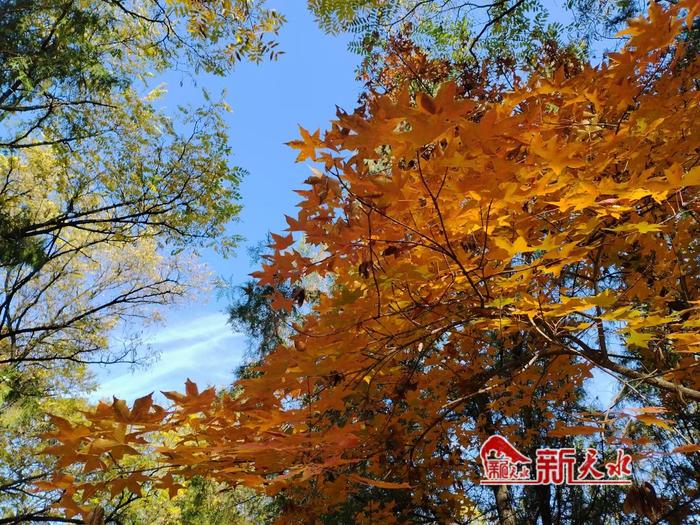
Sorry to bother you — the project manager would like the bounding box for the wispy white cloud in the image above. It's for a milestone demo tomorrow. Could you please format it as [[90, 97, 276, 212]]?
[[91, 313, 246, 402], [144, 313, 242, 345]]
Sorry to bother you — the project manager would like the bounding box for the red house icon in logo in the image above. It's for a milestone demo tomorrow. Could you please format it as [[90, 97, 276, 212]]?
[[480, 435, 532, 483]]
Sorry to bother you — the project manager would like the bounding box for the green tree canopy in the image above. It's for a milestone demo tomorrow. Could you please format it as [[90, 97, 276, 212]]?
[[0, 0, 283, 522]]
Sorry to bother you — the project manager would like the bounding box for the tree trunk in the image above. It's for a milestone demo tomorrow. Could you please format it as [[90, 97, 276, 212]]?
[[492, 484, 517, 525], [537, 484, 553, 525], [470, 394, 519, 525]]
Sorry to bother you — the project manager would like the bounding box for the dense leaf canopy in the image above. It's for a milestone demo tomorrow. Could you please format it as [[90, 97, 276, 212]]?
[[42, 1, 699, 523]]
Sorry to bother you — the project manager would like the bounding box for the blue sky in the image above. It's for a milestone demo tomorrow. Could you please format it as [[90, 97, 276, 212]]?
[[92, 2, 362, 401]]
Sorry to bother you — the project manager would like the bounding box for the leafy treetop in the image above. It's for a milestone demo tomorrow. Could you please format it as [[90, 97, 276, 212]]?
[[43, 1, 700, 522]]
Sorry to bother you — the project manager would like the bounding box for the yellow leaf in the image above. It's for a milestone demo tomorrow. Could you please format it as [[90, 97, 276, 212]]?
[[607, 222, 664, 234], [348, 474, 410, 489], [493, 236, 532, 256], [487, 297, 515, 308], [636, 415, 672, 431], [627, 330, 653, 349], [672, 444, 700, 454]]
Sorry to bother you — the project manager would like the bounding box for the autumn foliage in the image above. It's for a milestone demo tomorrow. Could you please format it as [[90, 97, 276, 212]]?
[[44, 2, 699, 522]]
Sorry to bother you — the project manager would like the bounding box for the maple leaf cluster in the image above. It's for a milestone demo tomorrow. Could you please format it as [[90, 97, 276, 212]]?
[[42, 1, 699, 522]]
